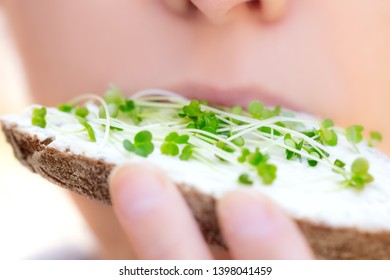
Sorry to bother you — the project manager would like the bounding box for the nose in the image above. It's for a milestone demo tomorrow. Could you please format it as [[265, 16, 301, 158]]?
[[191, 0, 286, 23]]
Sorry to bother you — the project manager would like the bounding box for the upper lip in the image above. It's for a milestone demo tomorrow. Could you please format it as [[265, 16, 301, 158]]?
[[164, 82, 299, 111]]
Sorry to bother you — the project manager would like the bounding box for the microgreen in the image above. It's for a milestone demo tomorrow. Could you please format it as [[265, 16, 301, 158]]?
[[231, 136, 245, 147], [31, 107, 47, 128], [346, 125, 364, 145], [319, 119, 338, 146], [180, 144, 195, 161], [123, 130, 154, 157], [51, 88, 383, 190], [99, 103, 119, 119], [182, 100, 202, 117], [77, 116, 96, 142], [103, 85, 125, 106], [248, 101, 281, 120], [345, 157, 374, 189], [119, 99, 135, 113], [216, 141, 235, 153], [75, 106, 89, 118], [165, 132, 189, 144], [161, 132, 190, 157], [257, 163, 277, 185], [237, 147, 277, 184], [369, 131, 382, 147], [334, 159, 346, 169], [284, 133, 304, 160], [238, 148, 250, 163], [247, 148, 268, 166], [238, 173, 253, 185], [230, 105, 243, 124], [181, 100, 220, 134], [248, 101, 264, 119], [161, 142, 179, 156], [58, 104, 74, 113], [119, 99, 142, 124], [307, 149, 321, 167], [258, 126, 282, 136]]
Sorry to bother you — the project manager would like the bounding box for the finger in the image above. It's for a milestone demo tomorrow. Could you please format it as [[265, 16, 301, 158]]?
[[217, 189, 314, 259], [109, 163, 212, 260]]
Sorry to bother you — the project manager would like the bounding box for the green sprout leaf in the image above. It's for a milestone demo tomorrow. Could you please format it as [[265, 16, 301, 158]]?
[[346, 125, 364, 144], [58, 104, 74, 113], [99, 103, 119, 118], [123, 139, 135, 152], [284, 133, 295, 148], [104, 85, 125, 106], [238, 173, 253, 185], [180, 144, 194, 161], [32, 117, 46, 128], [123, 130, 154, 157], [231, 136, 245, 147], [77, 116, 96, 142], [257, 163, 277, 185], [321, 118, 334, 129], [162, 132, 190, 157], [320, 125, 338, 146], [75, 106, 89, 118], [345, 157, 374, 189], [238, 148, 250, 163], [284, 134, 303, 160], [247, 148, 267, 166], [119, 99, 135, 113], [230, 105, 243, 124], [161, 142, 179, 156], [307, 149, 321, 167], [32, 107, 47, 128], [176, 135, 189, 144], [33, 107, 47, 118], [165, 132, 179, 142], [135, 130, 153, 143], [182, 100, 201, 118], [351, 157, 369, 174], [334, 159, 346, 168], [369, 131, 382, 147], [216, 141, 235, 153], [248, 101, 264, 119], [258, 126, 282, 136]]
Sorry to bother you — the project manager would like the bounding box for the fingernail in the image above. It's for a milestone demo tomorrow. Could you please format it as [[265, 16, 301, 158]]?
[[109, 163, 167, 217], [219, 189, 276, 239]]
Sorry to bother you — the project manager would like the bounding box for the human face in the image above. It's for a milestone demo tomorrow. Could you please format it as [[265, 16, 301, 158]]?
[[4, 0, 390, 152]]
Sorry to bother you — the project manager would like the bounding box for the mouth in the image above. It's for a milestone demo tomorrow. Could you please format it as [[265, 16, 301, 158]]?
[[164, 82, 300, 111]]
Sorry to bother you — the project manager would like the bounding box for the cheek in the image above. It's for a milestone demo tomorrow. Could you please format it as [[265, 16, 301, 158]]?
[[10, 1, 193, 103], [318, 1, 390, 149]]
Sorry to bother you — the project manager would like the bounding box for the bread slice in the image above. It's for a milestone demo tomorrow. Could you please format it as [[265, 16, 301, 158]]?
[[2, 97, 390, 259]]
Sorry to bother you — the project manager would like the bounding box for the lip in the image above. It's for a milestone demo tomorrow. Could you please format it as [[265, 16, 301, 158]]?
[[164, 82, 300, 111]]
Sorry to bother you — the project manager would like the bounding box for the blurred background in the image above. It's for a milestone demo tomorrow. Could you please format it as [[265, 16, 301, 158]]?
[[0, 8, 97, 259]]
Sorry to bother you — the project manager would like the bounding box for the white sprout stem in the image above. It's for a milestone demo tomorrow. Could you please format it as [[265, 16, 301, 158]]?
[[202, 104, 318, 127], [67, 94, 111, 148], [185, 128, 239, 152], [131, 88, 189, 102], [135, 101, 183, 109], [266, 124, 330, 161]]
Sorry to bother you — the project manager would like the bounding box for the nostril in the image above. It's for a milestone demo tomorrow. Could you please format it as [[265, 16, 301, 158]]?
[[246, 0, 261, 10]]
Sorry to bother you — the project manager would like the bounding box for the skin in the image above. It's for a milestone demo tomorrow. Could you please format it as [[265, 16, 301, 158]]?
[[2, 0, 390, 259]]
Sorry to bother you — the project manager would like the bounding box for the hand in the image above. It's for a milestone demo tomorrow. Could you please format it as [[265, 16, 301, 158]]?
[[109, 164, 314, 259]]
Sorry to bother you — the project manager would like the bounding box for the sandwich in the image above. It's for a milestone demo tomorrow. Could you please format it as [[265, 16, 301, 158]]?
[[1, 86, 390, 259]]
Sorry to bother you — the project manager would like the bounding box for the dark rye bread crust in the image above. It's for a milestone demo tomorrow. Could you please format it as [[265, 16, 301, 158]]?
[[2, 123, 390, 259]]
